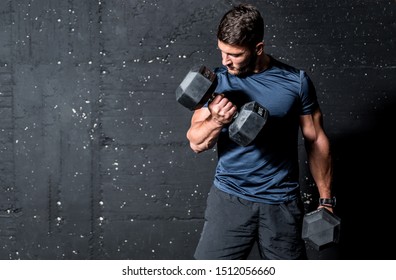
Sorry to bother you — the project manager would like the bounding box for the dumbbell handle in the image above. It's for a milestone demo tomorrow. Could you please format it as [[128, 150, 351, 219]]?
[[207, 93, 239, 120]]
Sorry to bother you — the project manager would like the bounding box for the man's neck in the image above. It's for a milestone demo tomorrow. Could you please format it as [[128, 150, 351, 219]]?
[[254, 53, 271, 73]]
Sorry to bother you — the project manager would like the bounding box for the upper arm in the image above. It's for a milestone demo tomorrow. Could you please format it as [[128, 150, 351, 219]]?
[[299, 107, 326, 143]]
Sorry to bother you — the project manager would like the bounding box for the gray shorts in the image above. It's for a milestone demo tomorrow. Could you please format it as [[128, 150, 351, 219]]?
[[194, 186, 306, 260]]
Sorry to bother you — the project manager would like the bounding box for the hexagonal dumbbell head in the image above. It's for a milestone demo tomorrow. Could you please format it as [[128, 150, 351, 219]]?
[[302, 208, 341, 251], [228, 101, 269, 146], [175, 65, 218, 111]]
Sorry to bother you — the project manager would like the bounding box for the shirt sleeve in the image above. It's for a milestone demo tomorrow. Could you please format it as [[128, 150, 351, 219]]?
[[299, 70, 319, 115]]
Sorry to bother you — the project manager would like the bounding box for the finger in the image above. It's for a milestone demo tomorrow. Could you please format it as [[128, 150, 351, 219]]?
[[221, 101, 236, 112], [210, 94, 225, 105]]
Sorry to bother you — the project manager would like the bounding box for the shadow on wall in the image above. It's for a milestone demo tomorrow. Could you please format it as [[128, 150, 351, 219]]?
[[332, 96, 396, 260]]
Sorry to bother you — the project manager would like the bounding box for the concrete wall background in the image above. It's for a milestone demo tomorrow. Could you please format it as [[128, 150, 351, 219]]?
[[0, 0, 395, 259]]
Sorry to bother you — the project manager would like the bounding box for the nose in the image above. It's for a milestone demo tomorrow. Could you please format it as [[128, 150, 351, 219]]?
[[221, 53, 231, 66]]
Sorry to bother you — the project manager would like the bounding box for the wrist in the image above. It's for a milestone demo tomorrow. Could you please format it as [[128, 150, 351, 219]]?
[[319, 197, 336, 207], [207, 115, 225, 127]]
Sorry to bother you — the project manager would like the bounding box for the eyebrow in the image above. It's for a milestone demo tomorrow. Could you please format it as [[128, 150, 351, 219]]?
[[218, 47, 246, 56]]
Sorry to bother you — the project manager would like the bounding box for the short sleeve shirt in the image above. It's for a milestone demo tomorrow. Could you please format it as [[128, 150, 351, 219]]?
[[213, 56, 319, 203]]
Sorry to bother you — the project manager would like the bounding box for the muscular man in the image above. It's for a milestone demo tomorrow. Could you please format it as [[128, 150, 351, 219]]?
[[187, 4, 333, 259]]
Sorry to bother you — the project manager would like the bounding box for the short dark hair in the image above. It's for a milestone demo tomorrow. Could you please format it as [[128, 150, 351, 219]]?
[[217, 4, 264, 48]]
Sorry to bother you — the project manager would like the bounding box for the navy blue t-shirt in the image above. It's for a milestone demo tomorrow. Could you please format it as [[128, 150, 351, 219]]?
[[212, 56, 318, 204]]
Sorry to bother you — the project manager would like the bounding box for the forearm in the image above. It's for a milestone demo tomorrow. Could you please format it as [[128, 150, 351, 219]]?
[[187, 115, 223, 153], [306, 135, 333, 198], [186, 95, 236, 153]]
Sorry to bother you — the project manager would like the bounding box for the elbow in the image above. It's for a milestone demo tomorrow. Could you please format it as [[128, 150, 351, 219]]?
[[189, 143, 204, 154], [186, 132, 210, 153], [189, 141, 216, 153], [186, 131, 203, 153]]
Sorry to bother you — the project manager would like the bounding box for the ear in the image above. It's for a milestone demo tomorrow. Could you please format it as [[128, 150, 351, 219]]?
[[255, 42, 264, 55]]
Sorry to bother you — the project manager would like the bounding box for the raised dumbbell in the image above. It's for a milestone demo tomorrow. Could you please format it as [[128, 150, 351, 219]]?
[[175, 65, 218, 111], [302, 208, 341, 251], [175, 65, 269, 146]]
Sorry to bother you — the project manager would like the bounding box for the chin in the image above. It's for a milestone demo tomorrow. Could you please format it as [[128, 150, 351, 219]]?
[[228, 65, 253, 76], [227, 67, 243, 75], [227, 69, 239, 75], [232, 69, 252, 77]]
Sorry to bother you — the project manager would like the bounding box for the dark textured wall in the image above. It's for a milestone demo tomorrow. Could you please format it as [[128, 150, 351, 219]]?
[[0, 0, 395, 260]]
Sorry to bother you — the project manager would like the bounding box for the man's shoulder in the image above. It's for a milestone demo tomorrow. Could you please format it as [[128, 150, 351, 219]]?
[[268, 55, 300, 75], [214, 66, 228, 75]]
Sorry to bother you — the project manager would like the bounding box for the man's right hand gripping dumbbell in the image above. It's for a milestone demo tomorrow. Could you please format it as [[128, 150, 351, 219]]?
[[175, 65, 269, 146], [207, 93, 237, 127]]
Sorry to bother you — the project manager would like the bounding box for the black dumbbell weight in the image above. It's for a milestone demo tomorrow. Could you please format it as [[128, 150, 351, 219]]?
[[302, 207, 341, 251], [229, 101, 269, 146], [175, 65, 218, 111], [176, 65, 269, 146]]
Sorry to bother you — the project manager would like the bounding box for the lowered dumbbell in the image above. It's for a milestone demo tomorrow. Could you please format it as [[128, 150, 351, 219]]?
[[175, 65, 269, 146], [302, 207, 341, 251]]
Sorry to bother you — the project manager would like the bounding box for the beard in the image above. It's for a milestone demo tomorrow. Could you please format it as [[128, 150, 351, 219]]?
[[228, 51, 257, 77]]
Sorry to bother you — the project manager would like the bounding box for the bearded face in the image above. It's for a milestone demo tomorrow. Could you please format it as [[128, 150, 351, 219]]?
[[218, 40, 258, 77]]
